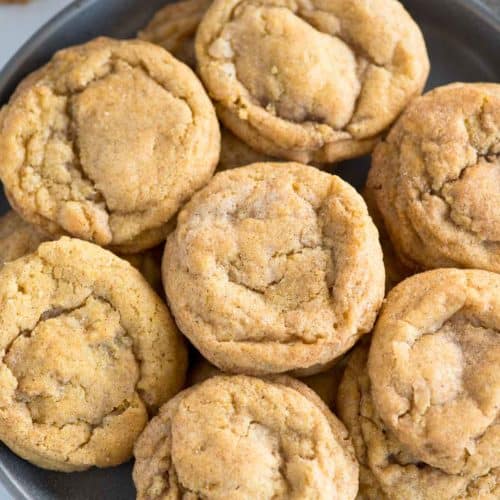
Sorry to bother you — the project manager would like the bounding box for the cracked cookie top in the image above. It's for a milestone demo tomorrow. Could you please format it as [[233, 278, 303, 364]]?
[[0, 237, 187, 471], [0, 211, 50, 268], [195, 0, 429, 164], [163, 162, 385, 374], [0, 37, 220, 253], [367, 83, 500, 273], [139, 0, 212, 68], [133, 375, 358, 500], [337, 343, 499, 500], [368, 269, 500, 477]]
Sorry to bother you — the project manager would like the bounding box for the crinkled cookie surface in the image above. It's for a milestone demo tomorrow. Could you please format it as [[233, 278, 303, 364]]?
[[0, 37, 220, 252], [134, 375, 358, 499], [195, 0, 429, 163], [367, 83, 500, 272], [164, 162, 384, 374], [0, 238, 187, 471]]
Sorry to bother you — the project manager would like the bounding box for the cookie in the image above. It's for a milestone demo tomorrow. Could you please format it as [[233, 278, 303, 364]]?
[[195, 0, 429, 164], [0, 210, 50, 268], [337, 342, 499, 500], [0, 237, 187, 471], [368, 268, 500, 476], [187, 356, 345, 408], [164, 162, 384, 374], [367, 83, 500, 273], [138, 0, 212, 68], [0, 37, 220, 253], [133, 375, 358, 499], [362, 187, 412, 290]]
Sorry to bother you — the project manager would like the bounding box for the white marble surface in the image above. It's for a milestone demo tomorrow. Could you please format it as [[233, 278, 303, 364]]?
[[0, 0, 73, 70]]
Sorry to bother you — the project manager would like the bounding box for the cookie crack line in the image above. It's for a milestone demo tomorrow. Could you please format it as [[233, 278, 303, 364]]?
[[14, 51, 197, 240], [1, 293, 145, 431], [226, 244, 330, 294], [66, 399, 133, 459], [206, 0, 401, 135], [393, 124, 500, 244]]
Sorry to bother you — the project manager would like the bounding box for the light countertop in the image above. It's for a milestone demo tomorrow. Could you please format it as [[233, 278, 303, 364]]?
[[0, 0, 73, 70]]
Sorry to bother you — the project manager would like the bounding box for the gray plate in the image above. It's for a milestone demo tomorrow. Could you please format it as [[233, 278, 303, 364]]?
[[0, 0, 498, 498]]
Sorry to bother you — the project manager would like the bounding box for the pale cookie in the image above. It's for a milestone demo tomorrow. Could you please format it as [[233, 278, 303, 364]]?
[[187, 356, 345, 408], [0, 37, 220, 253], [195, 0, 429, 164], [337, 343, 500, 500], [133, 375, 358, 499], [368, 269, 500, 476], [362, 187, 412, 290], [0, 210, 50, 268], [367, 83, 500, 273], [0, 237, 187, 471], [163, 162, 385, 374], [139, 0, 212, 68]]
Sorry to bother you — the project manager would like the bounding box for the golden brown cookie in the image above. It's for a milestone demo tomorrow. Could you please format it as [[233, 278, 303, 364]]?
[[368, 269, 500, 476], [0, 37, 220, 253], [338, 342, 500, 500], [164, 162, 385, 375], [134, 374, 359, 499], [0, 237, 187, 471], [195, 0, 429, 164], [0, 210, 50, 268], [138, 0, 212, 68], [367, 83, 500, 273], [362, 187, 412, 290]]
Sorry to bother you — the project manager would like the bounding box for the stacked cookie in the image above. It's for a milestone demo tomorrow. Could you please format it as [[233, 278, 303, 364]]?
[[0, 0, 497, 498]]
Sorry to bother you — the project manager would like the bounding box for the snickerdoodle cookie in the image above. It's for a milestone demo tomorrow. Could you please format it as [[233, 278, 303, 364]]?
[[0, 37, 220, 253], [134, 375, 359, 499], [139, 0, 212, 68], [0, 210, 49, 268], [367, 83, 500, 273], [0, 237, 187, 471], [338, 340, 499, 499], [164, 162, 384, 374], [368, 269, 499, 477], [195, 0, 429, 164]]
